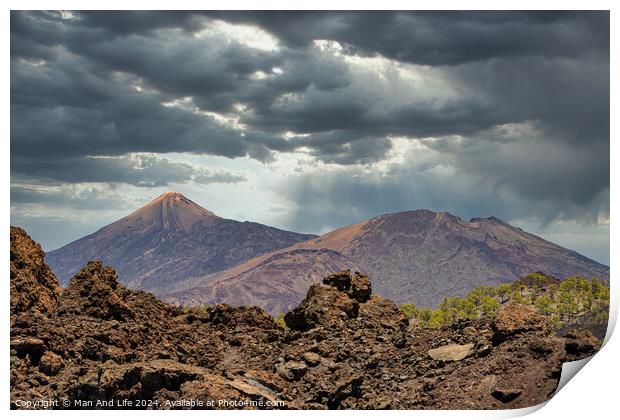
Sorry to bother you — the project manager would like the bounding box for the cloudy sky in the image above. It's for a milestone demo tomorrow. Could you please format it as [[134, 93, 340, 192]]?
[[10, 11, 610, 264]]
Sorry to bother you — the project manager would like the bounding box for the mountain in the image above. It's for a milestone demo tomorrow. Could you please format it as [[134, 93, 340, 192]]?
[[45, 192, 316, 293], [164, 210, 609, 314]]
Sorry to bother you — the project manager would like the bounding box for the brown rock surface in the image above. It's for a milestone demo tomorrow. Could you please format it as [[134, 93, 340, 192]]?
[[10, 227, 599, 410], [564, 329, 601, 359], [284, 283, 359, 331], [428, 343, 475, 361], [493, 303, 550, 341], [10, 226, 61, 316]]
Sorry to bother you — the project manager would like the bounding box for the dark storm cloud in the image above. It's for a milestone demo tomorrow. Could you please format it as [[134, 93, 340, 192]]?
[[10, 10, 609, 235], [207, 11, 609, 65], [279, 139, 609, 235]]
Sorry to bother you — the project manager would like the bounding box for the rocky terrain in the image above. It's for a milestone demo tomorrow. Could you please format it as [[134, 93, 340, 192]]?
[[166, 210, 610, 314], [11, 227, 601, 410], [45, 192, 316, 293]]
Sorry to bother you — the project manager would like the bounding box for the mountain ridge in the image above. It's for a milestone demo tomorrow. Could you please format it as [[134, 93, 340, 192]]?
[[45, 192, 317, 293], [164, 209, 609, 314]]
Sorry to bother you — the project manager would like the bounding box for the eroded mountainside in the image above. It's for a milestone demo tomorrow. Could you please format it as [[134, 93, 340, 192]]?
[[166, 210, 609, 314], [11, 227, 600, 410], [45, 192, 316, 293]]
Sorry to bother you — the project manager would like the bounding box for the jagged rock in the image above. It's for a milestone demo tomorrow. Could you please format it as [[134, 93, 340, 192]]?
[[529, 338, 554, 355], [11, 337, 46, 361], [284, 284, 359, 331], [38, 351, 64, 376], [349, 272, 372, 303], [564, 329, 600, 356], [322, 270, 372, 303], [9, 228, 595, 410], [359, 295, 408, 330], [204, 304, 280, 331], [476, 343, 492, 357], [244, 370, 287, 393], [462, 326, 477, 336], [322, 271, 352, 291], [302, 352, 321, 367], [56, 261, 132, 320], [285, 271, 405, 332], [491, 386, 522, 403], [428, 343, 475, 361], [327, 376, 363, 409], [492, 303, 549, 341], [10, 226, 61, 316], [276, 361, 308, 381]]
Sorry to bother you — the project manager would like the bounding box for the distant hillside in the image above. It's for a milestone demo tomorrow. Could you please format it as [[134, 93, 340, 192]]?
[[45, 192, 316, 293], [165, 210, 609, 314]]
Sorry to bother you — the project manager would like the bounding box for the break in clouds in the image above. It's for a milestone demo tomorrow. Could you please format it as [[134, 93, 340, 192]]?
[[10, 11, 610, 263]]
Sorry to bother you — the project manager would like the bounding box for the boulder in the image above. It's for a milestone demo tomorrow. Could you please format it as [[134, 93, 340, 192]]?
[[39, 351, 64, 376], [492, 303, 549, 341], [302, 352, 321, 367], [276, 361, 308, 381], [322, 271, 352, 291], [350, 272, 372, 303], [322, 270, 371, 302], [462, 326, 477, 336], [11, 337, 46, 361], [284, 284, 359, 331], [491, 386, 522, 403], [428, 343, 475, 361], [205, 304, 280, 331], [359, 295, 409, 331], [564, 329, 600, 357]]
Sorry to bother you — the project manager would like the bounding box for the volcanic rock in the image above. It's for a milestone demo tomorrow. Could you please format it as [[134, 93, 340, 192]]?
[[491, 386, 523, 403], [358, 295, 408, 331], [492, 303, 550, 341], [10, 227, 602, 410], [284, 284, 359, 331], [322, 270, 372, 303], [11, 337, 46, 362], [39, 351, 64, 376], [349, 272, 372, 303], [302, 352, 321, 367], [10, 226, 61, 316], [428, 343, 475, 362], [322, 271, 352, 291], [56, 261, 133, 321], [276, 361, 308, 381], [564, 329, 600, 357]]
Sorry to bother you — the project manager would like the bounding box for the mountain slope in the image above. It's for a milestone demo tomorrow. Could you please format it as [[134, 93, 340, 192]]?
[[45, 192, 316, 293], [165, 210, 609, 314], [165, 248, 365, 314]]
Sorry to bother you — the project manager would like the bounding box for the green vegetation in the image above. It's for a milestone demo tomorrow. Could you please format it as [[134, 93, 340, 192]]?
[[275, 313, 290, 331], [400, 273, 610, 330]]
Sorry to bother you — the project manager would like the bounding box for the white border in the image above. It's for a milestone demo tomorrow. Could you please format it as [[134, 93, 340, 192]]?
[[2, 2, 616, 419]]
